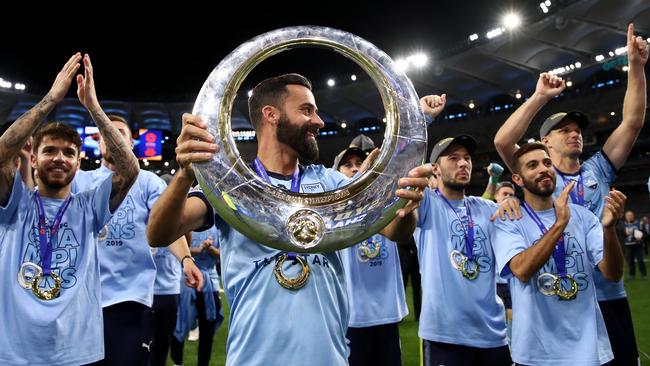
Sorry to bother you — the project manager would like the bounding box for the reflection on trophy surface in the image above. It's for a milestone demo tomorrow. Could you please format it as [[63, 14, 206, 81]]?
[[192, 26, 427, 253]]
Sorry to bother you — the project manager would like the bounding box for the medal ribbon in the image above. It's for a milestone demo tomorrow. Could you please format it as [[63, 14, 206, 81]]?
[[435, 189, 474, 261], [34, 192, 72, 276], [553, 167, 584, 206], [521, 201, 567, 277]]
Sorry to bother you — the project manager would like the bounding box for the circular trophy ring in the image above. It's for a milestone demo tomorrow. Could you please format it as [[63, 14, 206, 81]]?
[[192, 26, 427, 253], [536, 272, 558, 296], [553, 274, 578, 300], [449, 250, 465, 271], [98, 225, 108, 241], [274, 253, 310, 290], [18, 262, 42, 290], [31, 271, 62, 301], [460, 257, 479, 280]]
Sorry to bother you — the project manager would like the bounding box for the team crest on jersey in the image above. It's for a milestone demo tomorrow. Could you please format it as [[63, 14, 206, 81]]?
[[356, 237, 387, 263]]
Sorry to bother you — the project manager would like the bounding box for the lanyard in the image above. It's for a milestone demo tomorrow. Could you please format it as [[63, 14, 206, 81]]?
[[34, 192, 72, 276], [554, 167, 584, 206], [435, 189, 474, 260], [521, 201, 567, 276], [253, 157, 301, 193]]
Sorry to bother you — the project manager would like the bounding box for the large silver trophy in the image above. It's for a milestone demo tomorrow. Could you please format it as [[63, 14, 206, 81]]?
[[192, 26, 426, 253]]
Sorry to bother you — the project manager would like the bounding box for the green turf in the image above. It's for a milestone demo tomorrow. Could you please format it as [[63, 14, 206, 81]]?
[[169, 267, 649, 365]]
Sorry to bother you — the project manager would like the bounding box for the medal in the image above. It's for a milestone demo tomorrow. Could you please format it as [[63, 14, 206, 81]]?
[[554, 274, 578, 301], [449, 250, 464, 271], [98, 225, 108, 241], [536, 272, 558, 296], [522, 202, 577, 301], [31, 271, 62, 300], [554, 167, 585, 206], [460, 256, 479, 280], [356, 238, 381, 262], [17, 262, 42, 289], [435, 189, 479, 280], [274, 253, 310, 290], [32, 192, 71, 301]]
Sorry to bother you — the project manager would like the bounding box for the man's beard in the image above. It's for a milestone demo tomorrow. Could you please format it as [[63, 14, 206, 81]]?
[[441, 174, 470, 192], [276, 114, 319, 162], [38, 165, 74, 189], [523, 174, 555, 197]]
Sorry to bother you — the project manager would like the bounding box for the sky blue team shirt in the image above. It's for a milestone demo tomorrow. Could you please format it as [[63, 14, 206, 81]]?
[[191, 225, 221, 291], [553, 151, 624, 301], [191, 164, 351, 366], [493, 203, 613, 365], [340, 234, 408, 328], [0, 172, 113, 366], [73, 165, 166, 307], [414, 190, 507, 348], [152, 246, 181, 295]]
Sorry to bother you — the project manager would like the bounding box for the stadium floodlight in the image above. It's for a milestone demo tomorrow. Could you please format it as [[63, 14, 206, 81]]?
[[468, 102, 475, 109], [540, 3, 549, 13], [469, 33, 479, 41], [164, 161, 169, 167], [566, 80, 573, 87], [327, 79, 335, 87], [544, 0, 551, 6], [350, 74, 357, 81], [340, 122, 347, 129], [610, 112, 615, 116], [614, 47, 626, 56], [595, 55, 605, 62], [622, 65, 629, 72], [486, 27, 504, 39], [407, 53, 429, 68], [574, 61, 581, 68], [171, 169, 176, 175], [247, 90, 253, 98], [515, 92, 522, 99], [502, 12, 522, 30]]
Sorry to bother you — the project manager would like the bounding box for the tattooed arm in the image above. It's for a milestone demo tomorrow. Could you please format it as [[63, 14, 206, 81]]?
[[76, 54, 139, 212], [0, 53, 82, 205]]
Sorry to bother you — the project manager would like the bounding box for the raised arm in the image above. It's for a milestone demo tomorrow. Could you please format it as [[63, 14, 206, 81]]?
[[494, 73, 565, 171], [508, 182, 574, 282], [147, 113, 218, 246], [76, 54, 139, 212], [0, 53, 81, 204], [602, 23, 648, 169], [598, 190, 626, 281]]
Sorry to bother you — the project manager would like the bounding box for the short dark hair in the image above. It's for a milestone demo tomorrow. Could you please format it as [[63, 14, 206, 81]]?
[[496, 181, 515, 193], [512, 142, 549, 173], [247, 73, 312, 130], [33, 122, 82, 155]]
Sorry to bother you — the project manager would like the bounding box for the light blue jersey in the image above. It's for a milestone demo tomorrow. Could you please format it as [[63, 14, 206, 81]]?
[[191, 225, 221, 291], [340, 234, 408, 327], [553, 151, 624, 301], [414, 190, 506, 348], [152, 247, 181, 295], [493, 204, 613, 365], [73, 165, 166, 307], [191, 165, 351, 366], [0, 172, 113, 366]]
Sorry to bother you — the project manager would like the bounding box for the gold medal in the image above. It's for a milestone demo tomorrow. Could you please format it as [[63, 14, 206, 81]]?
[[274, 253, 310, 290], [460, 257, 479, 280], [31, 271, 62, 301], [536, 272, 557, 296], [356, 239, 381, 262], [553, 274, 578, 301]]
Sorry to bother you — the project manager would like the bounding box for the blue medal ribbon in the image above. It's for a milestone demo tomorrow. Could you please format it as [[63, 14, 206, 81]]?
[[34, 192, 72, 276], [554, 167, 584, 206], [434, 189, 474, 261], [521, 201, 567, 277]]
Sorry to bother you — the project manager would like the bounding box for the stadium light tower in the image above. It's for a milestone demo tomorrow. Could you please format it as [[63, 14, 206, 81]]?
[[502, 12, 522, 30]]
